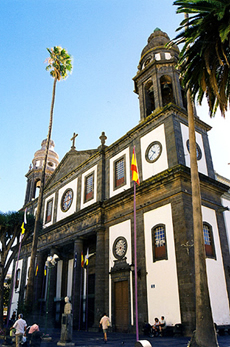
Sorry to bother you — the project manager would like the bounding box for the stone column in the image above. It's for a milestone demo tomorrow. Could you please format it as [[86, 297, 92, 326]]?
[[72, 238, 83, 329], [94, 229, 105, 325], [33, 252, 44, 309]]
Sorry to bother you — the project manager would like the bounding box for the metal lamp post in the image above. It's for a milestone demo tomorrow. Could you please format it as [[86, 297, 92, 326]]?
[[44, 254, 59, 334]]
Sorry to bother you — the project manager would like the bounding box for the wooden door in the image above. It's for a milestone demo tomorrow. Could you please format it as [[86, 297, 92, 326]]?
[[114, 280, 129, 332]]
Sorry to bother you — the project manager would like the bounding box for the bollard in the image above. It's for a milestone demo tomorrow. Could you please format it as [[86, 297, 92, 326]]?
[[135, 340, 152, 347]]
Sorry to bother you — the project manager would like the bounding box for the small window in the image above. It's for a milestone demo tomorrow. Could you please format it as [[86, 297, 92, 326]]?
[[45, 198, 53, 223], [152, 224, 167, 262], [85, 173, 94, 202], [114, 157, 126, 188], [203, 223, 215, 258]]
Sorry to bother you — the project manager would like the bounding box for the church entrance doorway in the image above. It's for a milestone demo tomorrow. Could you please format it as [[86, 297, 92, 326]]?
[[114, 280, 129, 332]]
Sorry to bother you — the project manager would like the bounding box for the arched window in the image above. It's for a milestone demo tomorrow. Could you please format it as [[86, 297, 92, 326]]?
[[152, 224, 167, 262], [145, 80, 155, 116], [160, 75, 174, 106], [32, 179, 41, 199], [203, 223, 216, 259]]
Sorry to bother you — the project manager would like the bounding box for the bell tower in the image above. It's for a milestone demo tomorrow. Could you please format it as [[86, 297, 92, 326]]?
[[133, 28, 186, 121], [24, 139, 59, 205]]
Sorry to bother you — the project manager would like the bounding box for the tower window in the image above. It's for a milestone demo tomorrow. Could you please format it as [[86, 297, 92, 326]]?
[[114, 156, 126, 189], [85, 173, 94, 202], [145, 80, 155, 117], [165, 52, 171, 60], [155, 53, 161, 61], [160, 75, 174, 106], [152, 224, 167, 262], [203, 223, 216, 259], [45, 198, 53, 223]]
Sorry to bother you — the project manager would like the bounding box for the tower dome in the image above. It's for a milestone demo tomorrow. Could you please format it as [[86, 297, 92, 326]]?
[[138, 28, 179, 71], [141, 28, 179, 58], [24, 139, 59, 205], [32, 139, 59, 172]]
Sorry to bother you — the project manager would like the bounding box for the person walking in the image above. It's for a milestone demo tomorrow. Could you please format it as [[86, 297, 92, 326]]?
[[99, 313, 110, 343], [10, 313, 27, 347]]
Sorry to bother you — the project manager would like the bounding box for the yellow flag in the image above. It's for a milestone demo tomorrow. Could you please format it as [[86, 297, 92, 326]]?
[[21, 222, 25, 236]]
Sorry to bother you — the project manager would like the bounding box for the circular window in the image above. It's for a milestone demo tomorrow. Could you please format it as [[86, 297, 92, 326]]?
[[186, 140, 202, 160], [113, 236, 128, 260], [61, 189, 73, 212]]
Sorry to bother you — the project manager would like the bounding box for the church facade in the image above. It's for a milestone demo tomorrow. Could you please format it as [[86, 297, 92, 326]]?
[[11, 29, 230, 336]]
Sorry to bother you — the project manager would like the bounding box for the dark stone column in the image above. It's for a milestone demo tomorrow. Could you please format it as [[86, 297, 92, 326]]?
[[94, 229, 105, 326], [33, 252, 45, 308], [72, 238, 83, 329]]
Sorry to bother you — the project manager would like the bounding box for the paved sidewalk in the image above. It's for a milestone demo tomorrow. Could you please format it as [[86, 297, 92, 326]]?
[[41, 329, 230, 347], [2, 329, 230, 347]]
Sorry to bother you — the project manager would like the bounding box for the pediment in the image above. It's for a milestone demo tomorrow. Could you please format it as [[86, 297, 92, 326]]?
[[44, 148, 97, 188]]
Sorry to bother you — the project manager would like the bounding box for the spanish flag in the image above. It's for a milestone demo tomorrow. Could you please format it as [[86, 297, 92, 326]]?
[[35, 264, 38, 276], [81, 251, 84, 268], [131, 147, 140, 185]]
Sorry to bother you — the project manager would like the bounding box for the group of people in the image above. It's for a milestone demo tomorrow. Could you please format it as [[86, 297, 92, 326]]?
[[9, 313, 42, 347], [152, 316, 166, 336]]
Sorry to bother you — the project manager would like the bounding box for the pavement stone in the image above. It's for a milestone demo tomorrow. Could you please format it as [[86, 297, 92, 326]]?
[[1, 329, 230, 347], [40, 329, 230, 347]]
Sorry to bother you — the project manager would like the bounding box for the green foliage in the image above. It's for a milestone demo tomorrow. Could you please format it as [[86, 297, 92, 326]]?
[[3, 278, 11, 307], [45, 46, 72, 81], [170, 0, 230, 117]]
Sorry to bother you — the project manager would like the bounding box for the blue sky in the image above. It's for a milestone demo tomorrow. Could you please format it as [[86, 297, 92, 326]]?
[[1, 0, 230, 213]]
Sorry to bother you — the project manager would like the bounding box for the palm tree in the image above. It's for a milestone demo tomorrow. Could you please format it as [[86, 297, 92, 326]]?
[[170, 1, 230, 346], [25, 47, 72, 311], [174, 0, 230, 117]]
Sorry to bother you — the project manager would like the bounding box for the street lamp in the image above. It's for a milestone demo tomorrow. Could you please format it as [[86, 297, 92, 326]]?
[[44, 254, 59, 334]]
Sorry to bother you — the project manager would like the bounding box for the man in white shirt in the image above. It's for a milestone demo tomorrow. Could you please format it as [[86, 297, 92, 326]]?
[[99, 313, 110, 343], [11, 313, 27, 347]]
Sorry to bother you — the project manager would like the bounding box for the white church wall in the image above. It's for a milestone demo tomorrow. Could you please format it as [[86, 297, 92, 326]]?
[[144, 203, 181, 326], [180, 123, 207, 175], [25, 256, 30, 286], [222, 197, 230, 253], [56, 260, 63, 299], [57, 177, 78, 222], [140, 124, 168, 181], [109, 147, 131, 198], [109, 220, 132, 324], [11, 259, 23, 315], [67, 259, 73, 298], [202, 206, 230, 325], [80, 165, 97, 209]]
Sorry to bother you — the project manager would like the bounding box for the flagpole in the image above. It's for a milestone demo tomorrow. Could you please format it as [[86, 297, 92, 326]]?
[[134, 180, 139, 341], [78, 266, 83, 330], [72, 252, 77, 321], [85, 249, 89, 331], [131, 146, 139, 341]]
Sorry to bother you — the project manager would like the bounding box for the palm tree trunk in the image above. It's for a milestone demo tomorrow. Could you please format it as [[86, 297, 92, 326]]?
[[25, 77, 57, 311], [187, 90, 218, 347]]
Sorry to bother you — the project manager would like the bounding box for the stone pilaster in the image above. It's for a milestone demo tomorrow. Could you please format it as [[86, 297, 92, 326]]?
[[94, 229, 105, 325], [72, 238, 83, 328]]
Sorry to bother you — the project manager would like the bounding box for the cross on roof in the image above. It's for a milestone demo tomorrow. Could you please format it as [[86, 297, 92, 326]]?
[[71, 132, 78, 149]]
